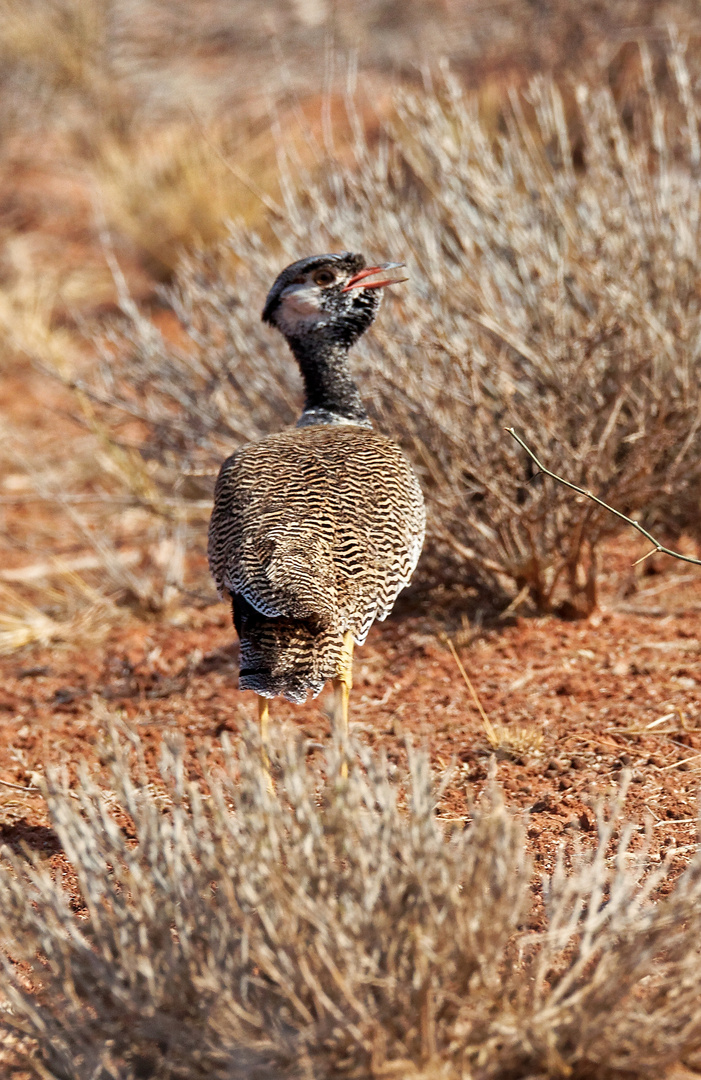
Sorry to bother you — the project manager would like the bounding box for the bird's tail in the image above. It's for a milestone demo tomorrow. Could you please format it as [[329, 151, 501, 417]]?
[[232, 594, 342, 703]]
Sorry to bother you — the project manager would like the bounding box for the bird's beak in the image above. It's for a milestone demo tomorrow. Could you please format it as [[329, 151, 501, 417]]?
[[341, 262, 407, 292]]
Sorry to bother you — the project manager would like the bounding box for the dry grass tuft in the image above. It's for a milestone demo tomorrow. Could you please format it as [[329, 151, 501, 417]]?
[[0, 577, 117, 654], [491, 723, 545, 759], [0, 269, 83, 373], [0, 728, 700, 1078], [96, 122, 285, 278]]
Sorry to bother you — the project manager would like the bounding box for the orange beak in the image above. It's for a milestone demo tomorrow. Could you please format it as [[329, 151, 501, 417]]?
[[341, 262, 407, 292]]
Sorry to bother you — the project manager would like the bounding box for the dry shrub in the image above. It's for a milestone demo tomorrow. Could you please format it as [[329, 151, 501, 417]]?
[[1, 729, 701, 1078], [78, 52, 701, 614]]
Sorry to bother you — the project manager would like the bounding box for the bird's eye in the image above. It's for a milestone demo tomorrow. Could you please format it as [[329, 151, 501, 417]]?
[[313, 269, 336, 287]]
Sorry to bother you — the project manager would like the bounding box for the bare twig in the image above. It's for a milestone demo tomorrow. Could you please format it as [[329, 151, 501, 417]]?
[[0, 778, 39, 794], [445, 638, 499, 748], [507, 428, 701, 567]]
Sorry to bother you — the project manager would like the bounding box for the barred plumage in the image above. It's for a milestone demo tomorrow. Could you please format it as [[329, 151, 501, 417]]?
[[209, 425, 425, 702], [208, 252, 425, 713]]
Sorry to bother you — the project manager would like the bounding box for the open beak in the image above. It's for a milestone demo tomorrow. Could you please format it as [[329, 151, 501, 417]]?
[[341, 262, 407, 292]]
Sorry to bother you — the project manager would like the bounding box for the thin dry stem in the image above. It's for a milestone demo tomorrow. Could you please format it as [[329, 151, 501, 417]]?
[[507, 427, 701, 568]]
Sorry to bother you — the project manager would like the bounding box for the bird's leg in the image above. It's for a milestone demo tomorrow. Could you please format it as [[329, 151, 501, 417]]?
[[257, 695, 274, 793], [332, 630, 354, 778]]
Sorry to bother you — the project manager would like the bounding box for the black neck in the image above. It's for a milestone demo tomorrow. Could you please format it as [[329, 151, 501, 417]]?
[[286, 334, 370, 426]]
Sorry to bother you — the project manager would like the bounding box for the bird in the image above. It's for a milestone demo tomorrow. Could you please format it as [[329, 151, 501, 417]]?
[[208, 252, 425, 772]]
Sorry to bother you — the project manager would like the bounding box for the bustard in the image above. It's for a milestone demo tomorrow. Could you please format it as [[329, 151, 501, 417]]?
[[208, 252, 425, 769]]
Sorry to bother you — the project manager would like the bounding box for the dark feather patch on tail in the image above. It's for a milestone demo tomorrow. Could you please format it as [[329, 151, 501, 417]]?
[[231, 592, 342, 703]]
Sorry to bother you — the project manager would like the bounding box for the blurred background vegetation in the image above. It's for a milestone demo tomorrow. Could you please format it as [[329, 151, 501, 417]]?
[[2, 0, 701, 648]]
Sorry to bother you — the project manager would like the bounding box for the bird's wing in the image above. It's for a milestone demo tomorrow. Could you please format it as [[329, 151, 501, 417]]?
[[208, 449, 338, 626]]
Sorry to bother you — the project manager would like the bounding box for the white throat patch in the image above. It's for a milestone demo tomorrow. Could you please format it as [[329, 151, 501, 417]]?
[[276, 283, 328, 335]]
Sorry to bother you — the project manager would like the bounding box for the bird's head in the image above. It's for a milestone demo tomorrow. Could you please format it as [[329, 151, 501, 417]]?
[[261, 252, 405, 347]]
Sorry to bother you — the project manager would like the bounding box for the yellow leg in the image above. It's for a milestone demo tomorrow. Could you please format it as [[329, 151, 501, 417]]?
[[332, 630, 354, 779], [258, 695, 274, 794]]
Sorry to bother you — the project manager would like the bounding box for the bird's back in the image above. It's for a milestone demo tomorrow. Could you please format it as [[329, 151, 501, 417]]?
[[208, 424, 425, 701]]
